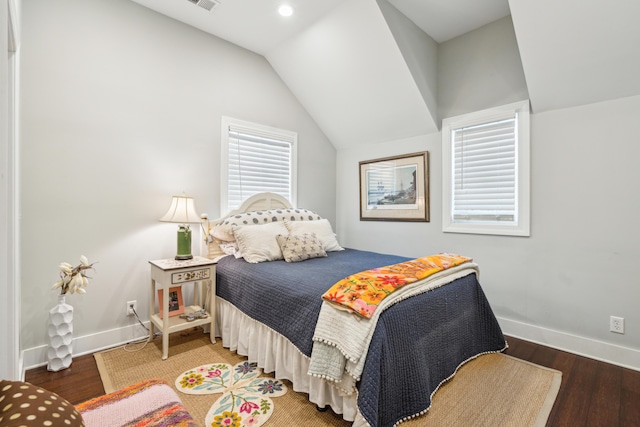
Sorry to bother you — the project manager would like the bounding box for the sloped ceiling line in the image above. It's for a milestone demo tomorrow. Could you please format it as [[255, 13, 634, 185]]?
[[130, 0, 640, 145], [509, 0, 640, 113], [266, 0, 438, 149], [376, 0, 439, 130]]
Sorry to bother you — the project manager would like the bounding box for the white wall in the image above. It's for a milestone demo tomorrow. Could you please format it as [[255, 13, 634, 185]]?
[[266, 0, 437, 149], [1, 0, 21, 380], [19, 0, 336, 367], [377, 0, 439, 126], [438, 16, 529, 119], [336, 20, 640, 369]]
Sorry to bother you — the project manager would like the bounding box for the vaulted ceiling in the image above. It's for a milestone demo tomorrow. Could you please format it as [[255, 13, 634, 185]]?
[[509, 0, 640, 113], [130, 0, 640, 149]]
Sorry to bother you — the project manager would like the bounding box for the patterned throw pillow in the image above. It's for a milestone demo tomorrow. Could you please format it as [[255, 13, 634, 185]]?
[[0, 380, 84, 427], [212, 209, 322, 241], [276, 233, 327, 263]]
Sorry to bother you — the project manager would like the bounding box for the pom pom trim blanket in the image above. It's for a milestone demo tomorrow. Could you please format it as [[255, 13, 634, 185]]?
[[310, 260, 480, 394]]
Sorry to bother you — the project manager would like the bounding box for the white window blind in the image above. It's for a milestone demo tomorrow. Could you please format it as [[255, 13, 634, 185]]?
[[221, 117, 297, 213], [452, 114, 517, 221], [442, 100, 530, 236]]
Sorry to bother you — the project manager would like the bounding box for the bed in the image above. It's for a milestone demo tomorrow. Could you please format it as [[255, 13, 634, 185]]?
[[201, 192, 506, 427]]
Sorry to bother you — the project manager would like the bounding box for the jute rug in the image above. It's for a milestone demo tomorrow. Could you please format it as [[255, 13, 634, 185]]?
[[95, 330, 561, 426]]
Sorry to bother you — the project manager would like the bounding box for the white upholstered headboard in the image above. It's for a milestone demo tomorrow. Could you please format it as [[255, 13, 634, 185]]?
[[200, 192, 293, 259]]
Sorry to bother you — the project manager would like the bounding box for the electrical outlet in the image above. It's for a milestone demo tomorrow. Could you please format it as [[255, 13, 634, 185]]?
[[127, 300, 137, 316], [610, 316, 624, 334]]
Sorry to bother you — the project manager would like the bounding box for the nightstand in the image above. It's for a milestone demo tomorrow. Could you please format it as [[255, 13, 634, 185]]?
[[149, 256, 217, 360]]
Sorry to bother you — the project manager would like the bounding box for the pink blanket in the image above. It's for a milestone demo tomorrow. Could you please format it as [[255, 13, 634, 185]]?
[[76, 378, 196, 427]]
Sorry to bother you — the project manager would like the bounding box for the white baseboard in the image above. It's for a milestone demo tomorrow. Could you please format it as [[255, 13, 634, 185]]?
[[497, 316, 640, 372], [22, 316, 640, 375], [22, 322, 150, 373]]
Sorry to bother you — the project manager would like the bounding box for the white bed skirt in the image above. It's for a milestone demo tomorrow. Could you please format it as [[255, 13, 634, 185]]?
[[216, 297, 368, 424]]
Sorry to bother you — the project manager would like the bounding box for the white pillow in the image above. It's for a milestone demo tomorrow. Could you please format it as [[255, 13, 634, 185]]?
[[284, 219, 344, 252], [218, 241, 239, 256], [232, 221, 289, 263]]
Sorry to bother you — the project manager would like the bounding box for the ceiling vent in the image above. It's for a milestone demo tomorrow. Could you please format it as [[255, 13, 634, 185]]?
[[187, 0, 220, 12]]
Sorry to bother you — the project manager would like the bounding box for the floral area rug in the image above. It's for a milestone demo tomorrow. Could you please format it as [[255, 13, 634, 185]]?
[[175, 361, 288, 427]]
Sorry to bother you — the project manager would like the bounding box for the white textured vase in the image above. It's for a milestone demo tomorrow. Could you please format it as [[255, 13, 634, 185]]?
[[47, 294, 74, 372]]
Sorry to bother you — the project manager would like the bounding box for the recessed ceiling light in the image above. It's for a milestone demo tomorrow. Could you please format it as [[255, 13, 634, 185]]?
[[278, 4, 294, 17]]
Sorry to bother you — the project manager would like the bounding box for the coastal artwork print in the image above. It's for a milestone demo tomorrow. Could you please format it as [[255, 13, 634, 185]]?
[[359, 152, 429, 222]]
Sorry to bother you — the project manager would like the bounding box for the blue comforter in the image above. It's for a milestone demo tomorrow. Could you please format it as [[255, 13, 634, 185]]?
[[216, 249, 506, 427], [216, 249, 409, 356]]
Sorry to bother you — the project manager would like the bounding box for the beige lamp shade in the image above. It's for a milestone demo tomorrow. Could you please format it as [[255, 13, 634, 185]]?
[[160, 195, 201, 260], [160, 195, 201, 224]]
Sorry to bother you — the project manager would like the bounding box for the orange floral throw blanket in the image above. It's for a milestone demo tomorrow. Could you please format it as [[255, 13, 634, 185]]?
[[321, 253, 472, 318]]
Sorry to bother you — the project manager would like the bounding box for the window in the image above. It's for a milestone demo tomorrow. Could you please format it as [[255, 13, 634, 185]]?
[[220, 117, 297, 213], [442, 100, 530, 236]]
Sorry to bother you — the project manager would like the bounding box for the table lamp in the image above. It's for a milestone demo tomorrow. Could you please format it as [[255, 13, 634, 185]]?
[[160, 195, 201, 260]]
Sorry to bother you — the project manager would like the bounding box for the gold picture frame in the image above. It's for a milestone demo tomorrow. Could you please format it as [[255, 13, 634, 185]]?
[[359, 151, 429, 222]]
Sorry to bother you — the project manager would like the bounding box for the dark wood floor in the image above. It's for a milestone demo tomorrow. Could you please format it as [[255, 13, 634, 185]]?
[[25, 335, 640, 426]]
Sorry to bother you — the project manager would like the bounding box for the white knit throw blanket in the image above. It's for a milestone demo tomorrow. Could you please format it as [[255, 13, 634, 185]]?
[[307, 263, 479, 395]]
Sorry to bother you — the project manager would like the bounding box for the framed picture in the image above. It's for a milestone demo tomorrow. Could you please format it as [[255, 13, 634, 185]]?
[[359, 151, 429, 222], [158, 286, 184, 319]]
